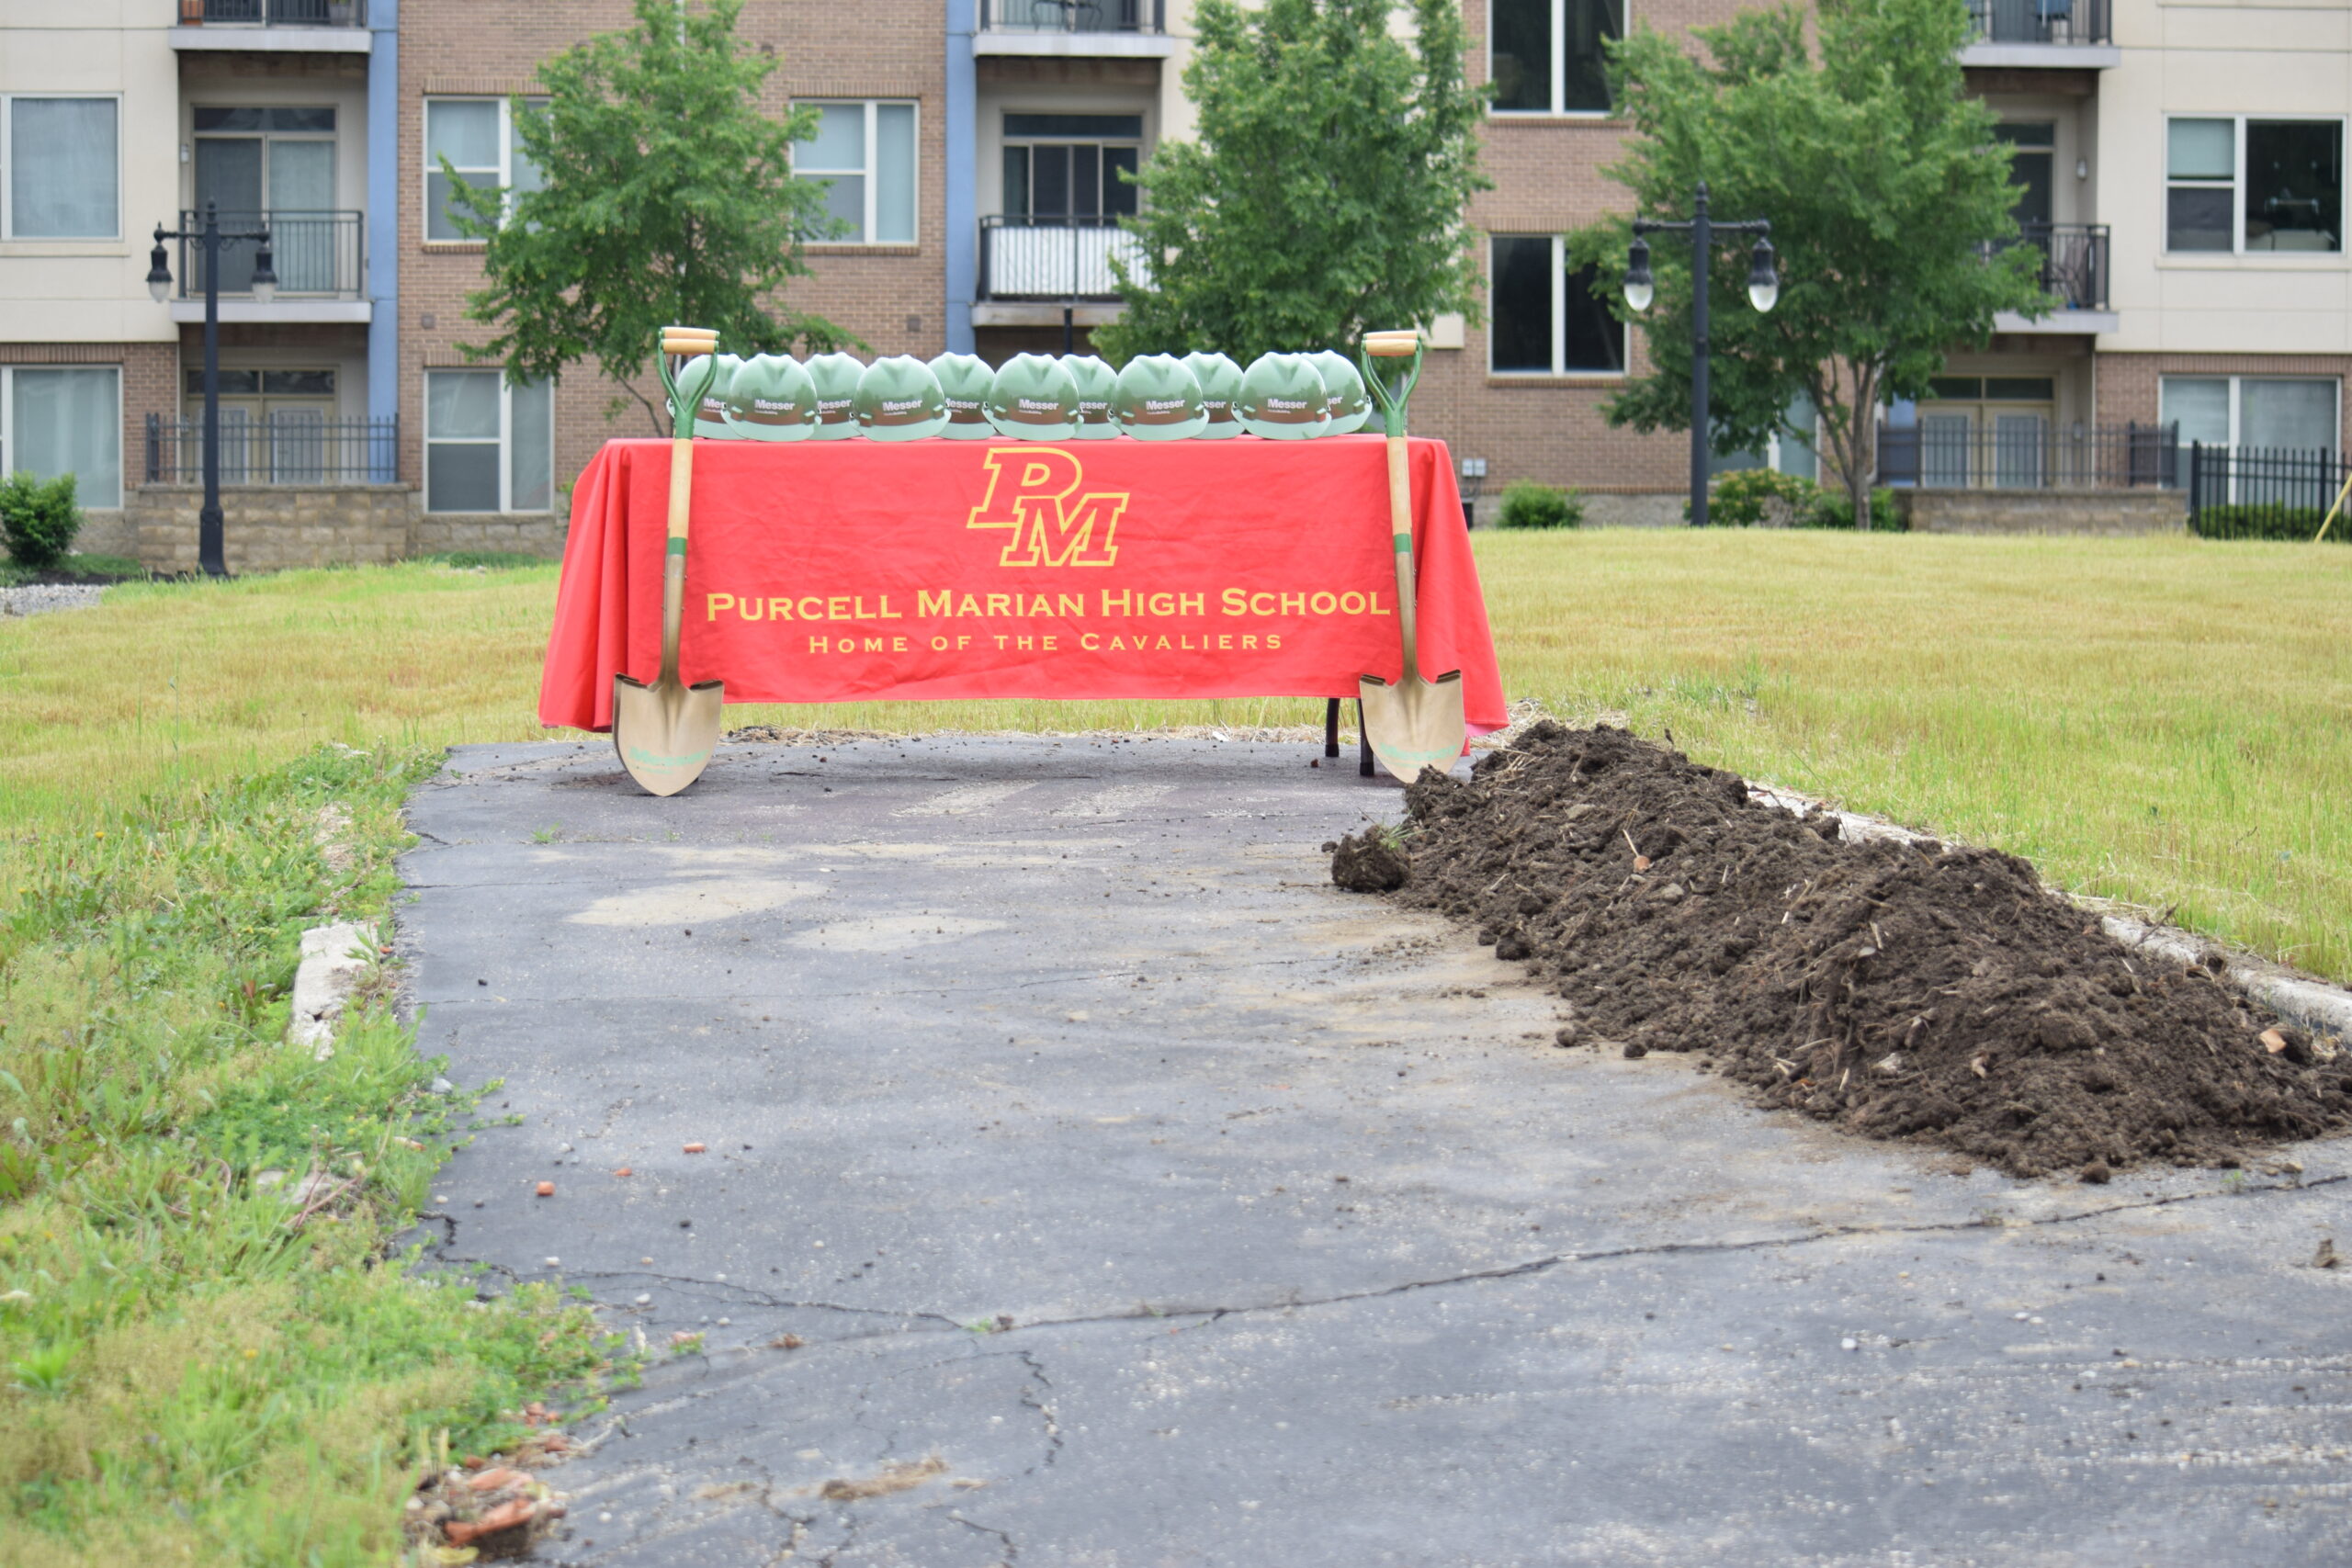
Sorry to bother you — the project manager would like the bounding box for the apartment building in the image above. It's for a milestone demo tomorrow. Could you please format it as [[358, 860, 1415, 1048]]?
[[2, 1, 2343, 561]]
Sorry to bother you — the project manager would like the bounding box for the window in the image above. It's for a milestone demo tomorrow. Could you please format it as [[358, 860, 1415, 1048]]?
[[3, 96, 119, 240], [2167, 117, 2343, 254], [424, 370, 552, 513], [1996, 121, 2055, 229], [2163, 375, 2339, 452], [193, 107, 337, 291], [793, 101, 917, 244], [1, 367, 122, 509], [424, 98, 545, 241], [1490, 236, 1623, 376], [1002, 112, 1140, 221], [1490, 0, 1622, 116]]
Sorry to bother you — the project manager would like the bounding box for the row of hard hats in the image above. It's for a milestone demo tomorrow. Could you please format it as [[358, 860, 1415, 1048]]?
[[675, 349, 1378, 443]]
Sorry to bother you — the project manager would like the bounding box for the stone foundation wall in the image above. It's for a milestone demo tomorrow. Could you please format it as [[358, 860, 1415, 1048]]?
[[1894, 488, 2188, 536], [122, 485, 567, 573]]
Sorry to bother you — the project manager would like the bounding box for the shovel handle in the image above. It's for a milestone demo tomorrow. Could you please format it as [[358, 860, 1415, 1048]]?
[[1386, 434, 1420, 682], [660, 436, 694, 684]]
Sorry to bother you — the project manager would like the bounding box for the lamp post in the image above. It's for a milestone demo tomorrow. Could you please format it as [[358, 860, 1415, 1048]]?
[[147, 200, 275, 578], [1623, 182, 1779, 530]]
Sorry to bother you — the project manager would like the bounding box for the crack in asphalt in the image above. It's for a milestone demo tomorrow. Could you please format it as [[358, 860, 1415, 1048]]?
[[950, 1511, 1020, 1564]]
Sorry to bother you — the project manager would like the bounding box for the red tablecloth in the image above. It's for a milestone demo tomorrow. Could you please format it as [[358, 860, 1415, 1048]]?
[[539, 434, 1507, 734]]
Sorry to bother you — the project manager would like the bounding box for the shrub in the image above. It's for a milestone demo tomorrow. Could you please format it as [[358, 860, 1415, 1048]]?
[[1807, 483, 1905, 532], [2192, 503, 2350, 543], [1495, 479, 1583, 530], [0, 470, 81, 570], [1705, 468, 1820, 527]]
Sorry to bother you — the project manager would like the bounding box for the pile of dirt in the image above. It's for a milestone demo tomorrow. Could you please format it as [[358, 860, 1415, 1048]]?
[[1336, 722, 2352, 1178]]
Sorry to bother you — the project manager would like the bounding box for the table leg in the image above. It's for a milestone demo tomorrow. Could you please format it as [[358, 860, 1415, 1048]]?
[[1324, 698, 1340, 758], [1357, 697, 1374, 777]]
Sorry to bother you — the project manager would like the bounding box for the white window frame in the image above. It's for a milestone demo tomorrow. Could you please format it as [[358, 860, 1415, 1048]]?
[[792, 99, 920, 246], [423, 96, 542, 241], [0, 93, 124, 242], [1489, 234, 1625, 378], [1487, 0, 1622, 119], [2165, 113, 2348, 256], [2161, 374, 2341, 453], [1, 365, 124, 509], [424, 369, 550, 514]]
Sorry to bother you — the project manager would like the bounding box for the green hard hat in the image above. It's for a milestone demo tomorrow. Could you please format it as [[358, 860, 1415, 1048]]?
[[681, 354, 740, 438], [1307, 349, 1372, 435], [855, 355, 949, 442], [805, 352, 865, 441], [1062, 355, 1119, 440], [928, 352, 997, 441], [986, 353, 1079, 441], [721, 354, 817, 442], [1238, 352, 1329, 440], [1182, 352, 1244, 441], [1113, 354, 1205, 441]]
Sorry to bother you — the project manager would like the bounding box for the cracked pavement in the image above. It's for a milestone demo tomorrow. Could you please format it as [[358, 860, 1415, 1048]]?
[[401, 737, 2352, 1566]]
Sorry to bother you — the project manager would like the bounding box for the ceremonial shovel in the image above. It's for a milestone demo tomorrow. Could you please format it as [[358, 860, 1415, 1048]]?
[[612, 328, 726, 796], [1354, 331, 1465, 784]]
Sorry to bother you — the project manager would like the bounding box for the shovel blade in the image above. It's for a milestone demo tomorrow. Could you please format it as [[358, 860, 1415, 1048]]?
[[1358, 670, 1465, 784], [612, 673, 727, 797]]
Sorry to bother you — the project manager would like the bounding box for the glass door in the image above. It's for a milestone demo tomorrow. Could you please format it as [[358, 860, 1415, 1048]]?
[[191, 107, 338, 294], [185, 368, 337, 482]]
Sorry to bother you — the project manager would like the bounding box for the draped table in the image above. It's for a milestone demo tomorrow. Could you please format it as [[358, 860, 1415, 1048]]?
[[538, 434, 1507, 740]]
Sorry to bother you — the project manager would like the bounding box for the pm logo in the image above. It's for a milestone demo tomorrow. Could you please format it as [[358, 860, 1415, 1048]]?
[[965, 448, 1128, 568]]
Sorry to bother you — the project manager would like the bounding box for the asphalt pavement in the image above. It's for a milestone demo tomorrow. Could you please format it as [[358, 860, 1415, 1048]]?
[[401, 736, 2352, 1567]]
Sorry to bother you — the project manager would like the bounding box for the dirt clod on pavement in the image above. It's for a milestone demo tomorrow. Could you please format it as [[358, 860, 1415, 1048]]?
[[1348, 722, 2351, 1178], [1330, 829, 1410, 893]]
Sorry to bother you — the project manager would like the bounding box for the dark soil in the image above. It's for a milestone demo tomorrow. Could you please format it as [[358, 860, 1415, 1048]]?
[[1334, 722, 2352, 1179]]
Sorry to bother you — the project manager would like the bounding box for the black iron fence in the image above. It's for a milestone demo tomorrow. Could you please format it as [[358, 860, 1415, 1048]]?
[[978, 215, 1149, 300], [146, 414, 399, 486], [178, 209, 365, 299], [2011, 222, 2109, 312], [181, 0, 368, 24], [1966, 0, 2108, 45], [979, 0, 1165, 33], [1877, 422, 2177, 489], [2186, 442, 2351, 539]]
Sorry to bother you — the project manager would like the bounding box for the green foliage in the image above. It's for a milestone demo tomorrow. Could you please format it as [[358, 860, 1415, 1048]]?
[[1566, 0, 2050, 527], [1495, 479, 1583, 530], [1695, 468, 1900, 530], [1094, 0, 1489, 366], [0, 473, 81, 572], [2192, 503, 2352, 543], [454, 0, 850, 435], [0, 745, 621, 1562]]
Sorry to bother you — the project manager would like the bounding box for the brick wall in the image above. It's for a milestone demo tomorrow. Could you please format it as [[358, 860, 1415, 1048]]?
[[401, 0, 947, 521]]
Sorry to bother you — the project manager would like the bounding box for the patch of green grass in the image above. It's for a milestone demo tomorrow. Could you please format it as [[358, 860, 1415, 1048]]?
[[0, 744, 620, 1565], [0, 553, 148, 587], [418, 550, 555, 570]]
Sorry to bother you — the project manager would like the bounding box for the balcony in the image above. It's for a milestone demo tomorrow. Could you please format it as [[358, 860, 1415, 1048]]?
[[1877, 422, 2177, 490], [978, 215, 1150, 302], [1991, 222, 2114, 333], [975, 0, 1176, 59], [167, 210, 370, 324], [1959, 0, 2118, 69], [146, 413, 399, 486], [173, 0, 372, 53]]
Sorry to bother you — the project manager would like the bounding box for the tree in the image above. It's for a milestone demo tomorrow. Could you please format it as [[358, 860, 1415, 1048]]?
[[1094, 0, 1489, 366], [452, 0, 849, 434], [1566, 0, 2049, 525]]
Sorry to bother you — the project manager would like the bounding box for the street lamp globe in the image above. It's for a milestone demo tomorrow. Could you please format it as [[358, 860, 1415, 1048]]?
[[146, 232, 172, 305], [250, 243, 277, 306], [1623, 236, 1654, 314], [1747, 236, 1780, 313]]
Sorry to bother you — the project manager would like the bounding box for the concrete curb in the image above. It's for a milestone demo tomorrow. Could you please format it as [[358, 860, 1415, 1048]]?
[[286, 920, 378, 1059]]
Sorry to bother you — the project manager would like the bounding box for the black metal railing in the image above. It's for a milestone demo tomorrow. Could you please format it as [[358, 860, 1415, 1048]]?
[[1965, 0, 2109, 46], [181, 0, 368, 24], [177, 209, 364, 299], [978, 214, 1149, 300], [2187, 443, 2350, 536], [1877, 422, 2177, 489], [146, 413, 398, 485], [2011, 221, 2109, 311], [979, 0, 1165, 33]]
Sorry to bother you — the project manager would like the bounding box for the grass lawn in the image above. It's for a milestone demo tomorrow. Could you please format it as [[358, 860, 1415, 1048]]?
[[0, 529, 2346, 1560]]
